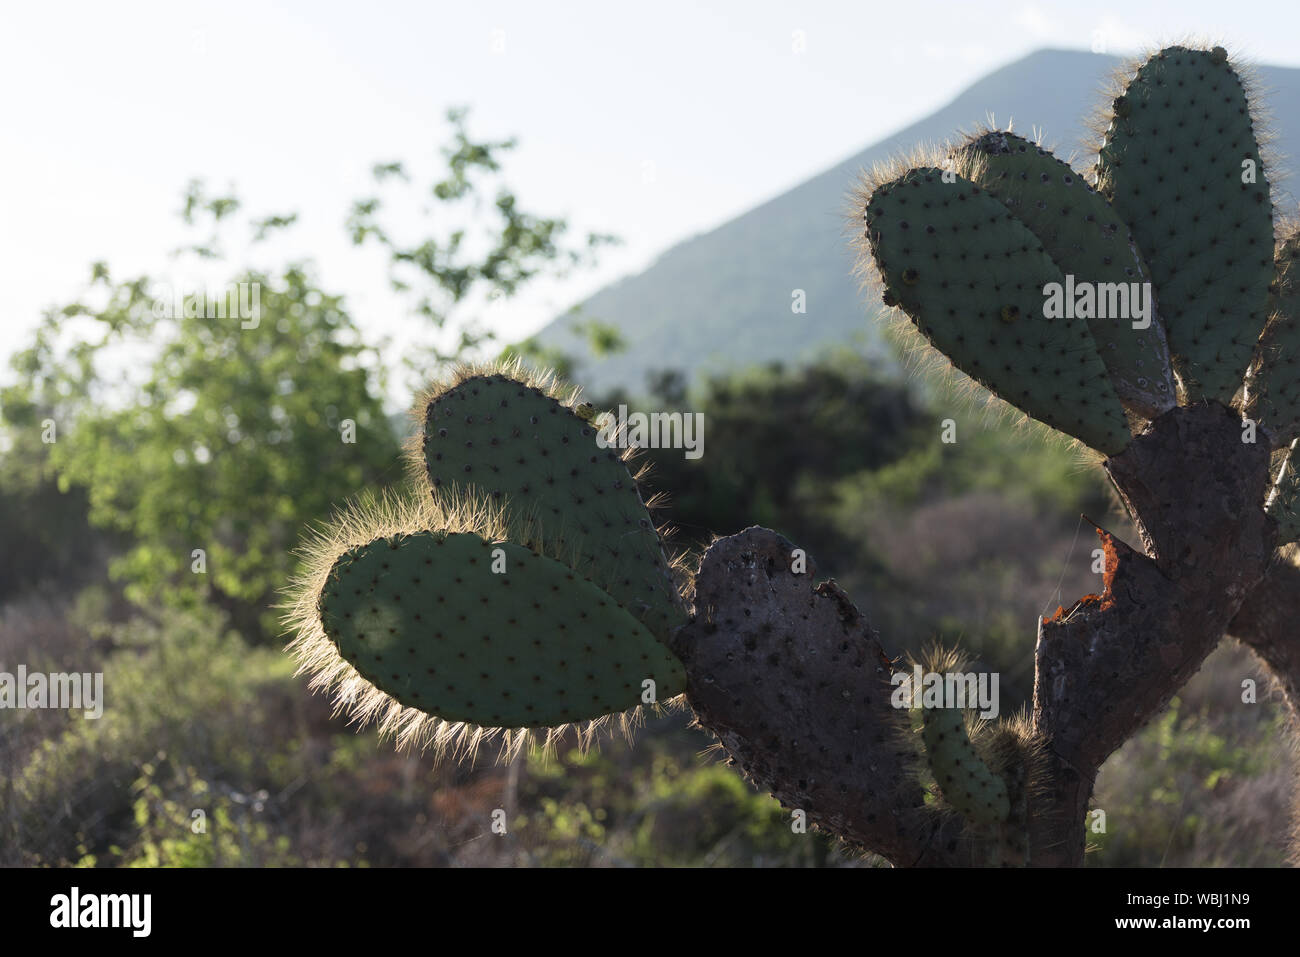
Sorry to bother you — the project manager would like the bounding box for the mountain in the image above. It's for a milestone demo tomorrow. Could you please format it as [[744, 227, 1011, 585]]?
[[531, 48, 1300, 395]]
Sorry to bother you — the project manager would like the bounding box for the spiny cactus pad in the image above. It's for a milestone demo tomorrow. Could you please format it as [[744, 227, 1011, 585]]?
[[1096, 46, 1274, 405], [418, 371, 684, 641], [862, 167, 1131, 454], [921, 702, 1010, 829], [1246, 234, 1300, 442], [318, 529, 686, 729], [954, 130, 1175, 421]]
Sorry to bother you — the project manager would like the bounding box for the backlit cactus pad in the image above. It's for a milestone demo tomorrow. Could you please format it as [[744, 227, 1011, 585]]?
[[854, 45, 1282, 472], [284, 362, 688, 757]]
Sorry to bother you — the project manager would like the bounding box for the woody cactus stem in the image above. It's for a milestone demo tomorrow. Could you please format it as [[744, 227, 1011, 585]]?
[[669, 528, 966, 865], [1030, 403, 1273, 864], [674, 403, 1273, 866], [1228, 558, 1300, 721]]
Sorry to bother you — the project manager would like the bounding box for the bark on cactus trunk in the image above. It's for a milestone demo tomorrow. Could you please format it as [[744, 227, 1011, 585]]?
[[673, 402, 1277, 866], [1228, 560, 1300, 720]]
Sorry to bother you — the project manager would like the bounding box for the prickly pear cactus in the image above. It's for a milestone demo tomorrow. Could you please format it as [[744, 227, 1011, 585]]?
[[278, 43, 1300, 866], [318, 529, 684, 729], [414, 369, 685, 641], [1094, 46, 1274, 405], [285, 361, 688, 756], [913, 648, 1009, 829], [856, 43, 1296, 549], [862, 166, 1132, 454], [1246, 232, 1300, 443], [905, 647, 1047, 866], [952, 130, 1175, 420], [921, 702, 1010, 828]]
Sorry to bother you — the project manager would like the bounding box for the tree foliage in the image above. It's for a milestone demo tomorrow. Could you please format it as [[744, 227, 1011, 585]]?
[[0, 109, 614, 639], [2, 252, 398, 634], [346, 107, 618, 368]]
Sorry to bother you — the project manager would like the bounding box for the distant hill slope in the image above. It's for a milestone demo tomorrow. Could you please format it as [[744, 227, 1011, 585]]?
[[533, 48, 1300, 395]]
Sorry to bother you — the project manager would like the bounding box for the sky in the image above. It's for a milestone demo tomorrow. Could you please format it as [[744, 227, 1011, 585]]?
[[5, 0, 1300, 388]]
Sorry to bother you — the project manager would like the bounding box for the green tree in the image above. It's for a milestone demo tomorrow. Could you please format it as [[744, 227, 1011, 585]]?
[[347, 107, 618, 372], [601, 354, 927, 564], [2, 248, 398, 637], [1, 111, 614, 639]]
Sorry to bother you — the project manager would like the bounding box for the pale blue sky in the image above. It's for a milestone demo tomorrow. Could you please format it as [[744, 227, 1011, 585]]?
[[4, 0, 1300, 381]]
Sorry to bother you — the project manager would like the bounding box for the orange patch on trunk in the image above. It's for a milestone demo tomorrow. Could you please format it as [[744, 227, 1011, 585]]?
[[1095, 528, 1120, 611], [1040, 530, 1122, 625], [1042, 593, 1103, 624]]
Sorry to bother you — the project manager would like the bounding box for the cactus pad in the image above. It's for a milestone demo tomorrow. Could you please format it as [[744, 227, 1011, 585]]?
[[1095, 46, 1274, 404], [861, 167, 1131, 454], [921, 702, 1011, 829], [318, 529, 685, 729], [1245, 234, 1300, 442], [417, 369, 684, 641], [954, 130, 1175, 421]]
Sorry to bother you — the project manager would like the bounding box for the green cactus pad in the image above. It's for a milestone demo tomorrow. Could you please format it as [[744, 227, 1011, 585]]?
[[921, 703, 1011, 829], [419, 372, 684, 641], [1246, 235, 1300, 442], [1095, 46, 1274, 405], [863, 168, 1131, 454], [318, 530, 686, 729], [1266, 439, 1300, 545], [955, 131, 1175, 420]]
